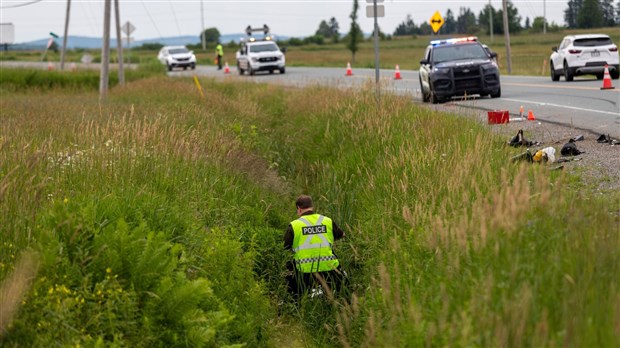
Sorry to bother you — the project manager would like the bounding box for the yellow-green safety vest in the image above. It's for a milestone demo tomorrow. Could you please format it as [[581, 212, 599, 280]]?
[[291, 214, 339, 273], [216, 44, 223, 56]]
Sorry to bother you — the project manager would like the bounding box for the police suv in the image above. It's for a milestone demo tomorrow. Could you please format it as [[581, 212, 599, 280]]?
[[419, 37, 501, 103], [236, 25, 286, 75]]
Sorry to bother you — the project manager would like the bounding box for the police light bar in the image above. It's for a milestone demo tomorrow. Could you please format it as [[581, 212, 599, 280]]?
[[245, 24, 270, 36], [430, 36, 478, 46]]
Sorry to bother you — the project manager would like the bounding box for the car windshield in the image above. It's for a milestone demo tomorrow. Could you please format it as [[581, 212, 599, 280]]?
[[573, 37, 613, 47], [169, 48, 189, 54], [249, 43, 278, 53], [432, 44, 488, 63]]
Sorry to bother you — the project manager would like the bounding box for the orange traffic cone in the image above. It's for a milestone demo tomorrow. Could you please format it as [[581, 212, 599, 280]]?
[[345, 62, 353, 76], [224, 62, 230, 74], [47, 62, 54, 71], [601, 65, 615, 90], [527, 110, 536, 121], [394, 64, 402, 80]]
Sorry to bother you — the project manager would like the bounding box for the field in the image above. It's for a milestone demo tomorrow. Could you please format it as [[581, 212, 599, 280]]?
[[2, 27, 619, 76], [1, 58, 619, 346]]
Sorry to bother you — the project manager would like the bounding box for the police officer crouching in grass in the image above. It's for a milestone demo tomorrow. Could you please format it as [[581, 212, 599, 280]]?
[[284, 195, 347, 300]]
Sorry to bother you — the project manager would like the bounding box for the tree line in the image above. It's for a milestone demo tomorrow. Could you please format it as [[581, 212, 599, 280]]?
[[394, 0, 620, 36]]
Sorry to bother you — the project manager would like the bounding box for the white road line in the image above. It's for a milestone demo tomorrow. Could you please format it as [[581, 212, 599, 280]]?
[[501, 98, 620, 116]]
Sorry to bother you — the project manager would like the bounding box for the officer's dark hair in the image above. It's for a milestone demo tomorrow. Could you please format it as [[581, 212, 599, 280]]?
[[295, 195, 313, 210]]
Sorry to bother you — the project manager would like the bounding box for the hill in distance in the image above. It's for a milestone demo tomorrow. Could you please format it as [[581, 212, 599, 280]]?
[[12, 33, 291, 50]]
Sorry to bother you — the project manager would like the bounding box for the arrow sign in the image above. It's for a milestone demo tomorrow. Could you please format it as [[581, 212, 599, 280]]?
[[429, 11, 444, 33]]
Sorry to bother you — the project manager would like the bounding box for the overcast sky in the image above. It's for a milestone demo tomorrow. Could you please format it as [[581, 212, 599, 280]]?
[[1, 0, 570, 43]]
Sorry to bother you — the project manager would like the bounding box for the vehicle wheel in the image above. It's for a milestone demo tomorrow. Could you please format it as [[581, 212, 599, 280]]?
[[419, 76, 430, 102], [490, 87, 501, 98], [279, 67, 286, 74], [183, 66, 187, 70], [564, 61, 573, 81], [167, 64, 172, 72], [237, 63, 244, 75], [269, 69, 274, 74], [248, 66, 255, 76], [611, 70, 620, 79], [191, 64, 195, 70], [550, 62, 560, 81]]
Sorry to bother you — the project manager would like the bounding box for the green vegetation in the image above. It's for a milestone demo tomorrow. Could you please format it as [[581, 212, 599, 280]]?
[[2, 27, 619, 76], [1, 70, 619, 347]]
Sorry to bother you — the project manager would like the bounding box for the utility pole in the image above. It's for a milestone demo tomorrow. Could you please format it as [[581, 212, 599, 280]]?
[[60, 0, 71, 70], [114, 0, 124, 85], [543, 0, 547, 34], [372, 0, 379, 90], [201, 0, 205, 50], [100, 0, 111, 100], [501, 0, 512, 74], [489, 0, 493, 42]]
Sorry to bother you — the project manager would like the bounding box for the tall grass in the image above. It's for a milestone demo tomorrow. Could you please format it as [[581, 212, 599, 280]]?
[[1, 71, 618, 346]]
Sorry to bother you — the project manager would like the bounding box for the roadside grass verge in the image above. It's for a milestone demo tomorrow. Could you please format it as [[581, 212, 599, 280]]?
[[1, 73, 618, 347]]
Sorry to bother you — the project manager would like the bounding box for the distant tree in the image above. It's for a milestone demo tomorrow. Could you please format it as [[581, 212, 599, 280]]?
[[200, 27, 220, 44], [304, 35, 325, 45], [371, 25, 387, 40], [287, 37, 304, 46], [137, 42, 163, 50], [418, 22, 433, 35], [393, 14, 417, 35], [578, 0, 604, 28], [600, 0, 616, 26], [531, 16, 546, 32], [316, 20, 331, 37], [456, 7, 477, 34], [329, 17, 341, 42], [346, 0, 362, 63], [316, 18, 340, 42], [524, 17, 531, 29], [497, 1, 523, 33], [565, 0, 583, 28], [478, 4, 500, 35], [443, 9, 457, 34]]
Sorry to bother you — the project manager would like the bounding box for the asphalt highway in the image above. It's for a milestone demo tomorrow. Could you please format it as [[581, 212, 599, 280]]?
[[178, 65, 620, 139], [2, 61, 616, 138]]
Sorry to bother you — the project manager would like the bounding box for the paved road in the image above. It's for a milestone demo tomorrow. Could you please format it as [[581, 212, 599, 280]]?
[[3, 61, 617, 138], [176, 65, 620, 139]]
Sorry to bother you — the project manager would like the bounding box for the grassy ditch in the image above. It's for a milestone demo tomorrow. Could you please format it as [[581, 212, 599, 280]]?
[[1, 72, 619, 347]]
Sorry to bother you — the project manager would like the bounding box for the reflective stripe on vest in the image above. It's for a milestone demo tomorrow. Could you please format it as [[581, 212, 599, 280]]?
[[293, 215, 331, 252], [295, 255, 338, 264]]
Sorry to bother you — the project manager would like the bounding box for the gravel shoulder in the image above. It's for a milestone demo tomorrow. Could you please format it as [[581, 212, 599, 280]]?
[[441, 104, 620, 193]]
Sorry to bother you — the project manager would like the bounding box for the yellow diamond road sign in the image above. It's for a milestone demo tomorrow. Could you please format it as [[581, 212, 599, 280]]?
[[429, 11, 444, 33]]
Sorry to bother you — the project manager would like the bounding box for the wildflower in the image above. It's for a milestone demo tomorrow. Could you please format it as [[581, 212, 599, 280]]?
[[106, 268, 112, 274], [64, 197, 69, 204], [48, 287, 54, 294]]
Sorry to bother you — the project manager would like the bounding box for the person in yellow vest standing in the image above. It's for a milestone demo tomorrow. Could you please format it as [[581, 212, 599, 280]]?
[[284, 195, 346, 299], [215, 42, 224, 70]]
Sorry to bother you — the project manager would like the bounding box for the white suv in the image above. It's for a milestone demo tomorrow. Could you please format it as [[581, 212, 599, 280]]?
[[157, 46, 196, 71], [550, 34, 619, 81], [236, 38, 285, 75]]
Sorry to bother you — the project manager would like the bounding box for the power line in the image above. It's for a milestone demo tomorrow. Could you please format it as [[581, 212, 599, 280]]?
[[1, 0, 43, 9], [168, 1, 183, 37], [140, 0, 163, 39]]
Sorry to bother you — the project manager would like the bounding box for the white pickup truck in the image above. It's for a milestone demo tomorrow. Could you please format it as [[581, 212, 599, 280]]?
[[236, 38, 286, 76]]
